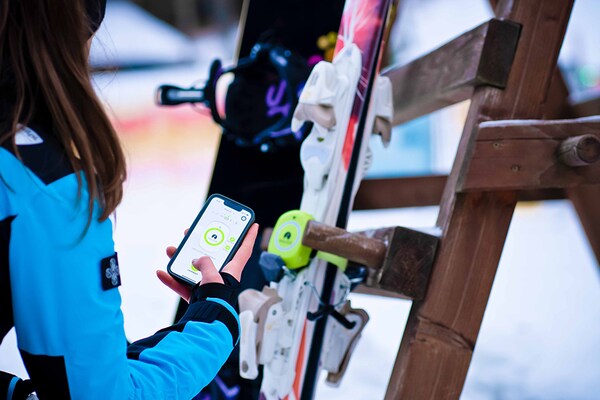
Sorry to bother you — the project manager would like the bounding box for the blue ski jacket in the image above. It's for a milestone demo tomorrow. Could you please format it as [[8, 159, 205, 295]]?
[[0, 122, 241, 399]]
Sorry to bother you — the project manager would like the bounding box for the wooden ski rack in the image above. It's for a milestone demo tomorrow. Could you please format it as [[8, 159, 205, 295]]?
[[260, 1, 599, 397], [348, 0, 599, 399]]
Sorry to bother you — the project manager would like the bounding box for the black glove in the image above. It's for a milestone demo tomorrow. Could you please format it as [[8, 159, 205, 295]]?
[[0, 371, 36, 400], [190, 272, 241, 308]]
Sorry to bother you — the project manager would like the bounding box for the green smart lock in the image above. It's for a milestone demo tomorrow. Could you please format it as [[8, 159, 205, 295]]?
[[268, 210, 314, 270]]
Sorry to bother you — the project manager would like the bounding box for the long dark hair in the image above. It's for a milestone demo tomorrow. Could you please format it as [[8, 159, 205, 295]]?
[[0, 0, 126, 222]]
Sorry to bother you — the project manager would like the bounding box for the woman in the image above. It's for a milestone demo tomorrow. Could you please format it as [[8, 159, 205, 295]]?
[[0, 0, 258, 398]]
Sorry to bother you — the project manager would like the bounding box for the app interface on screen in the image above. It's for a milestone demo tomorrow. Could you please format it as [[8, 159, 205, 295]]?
[[171, 197, 251, 283]]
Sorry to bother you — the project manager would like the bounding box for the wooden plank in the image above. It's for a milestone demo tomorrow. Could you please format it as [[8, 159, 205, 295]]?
[[383, 18, 520, 125], [354, 175, 566, 209], [354, 175, 447, 209], [386, 1, 574, 399], [465, 138, 600, 189], [460, 117, 600, 191], [475, 116, 600, 141]]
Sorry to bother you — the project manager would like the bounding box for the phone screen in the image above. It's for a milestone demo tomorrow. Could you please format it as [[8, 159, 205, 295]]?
[[168, 195, 254, 285]]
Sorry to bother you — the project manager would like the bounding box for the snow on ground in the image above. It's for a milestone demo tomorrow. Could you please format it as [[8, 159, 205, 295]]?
[[463, 202, 600, 400]]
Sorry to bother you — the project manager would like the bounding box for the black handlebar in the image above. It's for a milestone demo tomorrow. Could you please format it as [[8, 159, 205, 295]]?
[[156, 85, 206, 106]]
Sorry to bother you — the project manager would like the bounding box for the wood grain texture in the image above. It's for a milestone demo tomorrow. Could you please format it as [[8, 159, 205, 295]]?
[[302, 222, 439, 300], [354, 175, 566, 209], [387, 191, 517, 399], [354, 175, 447, 209], [460, 117, 600, 191], [475, 116, 600, 141], [386, 1, 575, 398], [383, 18, 520, 125], [374, 225, 439, 300], [303, 221, 387, 269]]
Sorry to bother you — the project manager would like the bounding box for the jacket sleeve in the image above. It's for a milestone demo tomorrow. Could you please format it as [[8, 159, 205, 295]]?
[[125, 275, 241, 399], [4, 161, 240, 400]]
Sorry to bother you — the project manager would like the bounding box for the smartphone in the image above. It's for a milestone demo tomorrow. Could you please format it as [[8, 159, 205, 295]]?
[[167, 194, 255, 286]]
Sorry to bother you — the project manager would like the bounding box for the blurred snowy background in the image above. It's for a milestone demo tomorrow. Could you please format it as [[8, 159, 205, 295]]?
[[1, 0, 599, 399]]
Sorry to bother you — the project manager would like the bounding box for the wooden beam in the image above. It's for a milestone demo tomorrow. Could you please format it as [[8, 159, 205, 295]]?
[[354, 175, 566, 209], [383, 18, 520, 125], [459, 117, 600, 191], [386, 1, 574, 399], [354, 175, 447, 209]]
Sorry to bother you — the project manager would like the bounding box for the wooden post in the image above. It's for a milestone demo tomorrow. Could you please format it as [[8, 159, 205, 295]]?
[[385, 1, 574, 399], [303, 221, 387, 269]]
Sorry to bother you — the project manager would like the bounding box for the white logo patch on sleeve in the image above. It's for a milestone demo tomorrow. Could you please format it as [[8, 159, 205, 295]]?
[[15, 126, 44, 146]]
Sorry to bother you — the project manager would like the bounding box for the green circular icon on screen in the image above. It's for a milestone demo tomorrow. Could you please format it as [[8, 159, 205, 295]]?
[[204, 227, 225, 246]]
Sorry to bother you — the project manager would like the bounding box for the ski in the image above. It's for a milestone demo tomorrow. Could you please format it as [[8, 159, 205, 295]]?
[[238, 0, 397, 398]]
